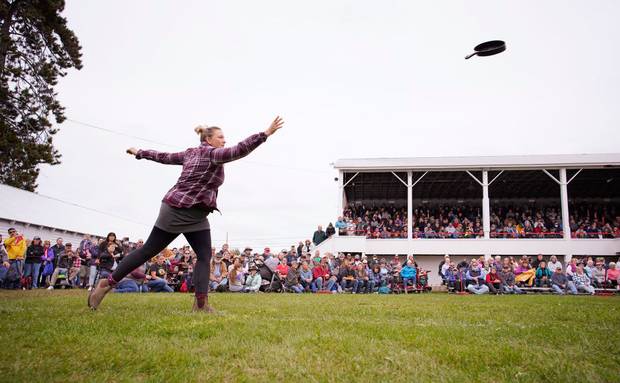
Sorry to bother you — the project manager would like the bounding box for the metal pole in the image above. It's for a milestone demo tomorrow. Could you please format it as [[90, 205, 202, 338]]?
[[407, 171, 413, 241], [337, 170, 344, 236], [482, 170, 490, 239], [559, 168, 571, 240]]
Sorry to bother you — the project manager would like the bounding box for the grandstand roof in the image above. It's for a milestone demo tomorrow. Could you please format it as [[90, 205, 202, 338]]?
[[334, 153, 620, 171], [0, 183, 149, 239]]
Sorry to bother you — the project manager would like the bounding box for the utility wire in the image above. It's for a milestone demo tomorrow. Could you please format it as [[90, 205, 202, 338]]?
[[65, 118, 332, 174]]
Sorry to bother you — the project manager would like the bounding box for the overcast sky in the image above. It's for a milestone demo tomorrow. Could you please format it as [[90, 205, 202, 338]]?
[[35, 0, 620, 250]]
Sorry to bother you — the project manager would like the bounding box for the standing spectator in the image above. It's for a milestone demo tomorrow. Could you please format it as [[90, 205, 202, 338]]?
[[551, 266, 577, 295], [66, 244, 81, 285], [573, 263, 595, 295], [40, 240, 55, 288], [24, 236, 44, 289], [243, 265, 262, 293], [97, 243, 117, 281], [209, 253, 229, 291], [325, 223, 336, 238], [4, 228, 26, 280], [0, 234, 8, 284], [99, 232, 122, 265], [79, 235, 92, 259], [312, 225, 327, 246], [77, 248, 90, 288], [335, 217, 347, 235], [51, 238, 65, 268], [87, 240, 102, 291], [147, 255, 174, 292]]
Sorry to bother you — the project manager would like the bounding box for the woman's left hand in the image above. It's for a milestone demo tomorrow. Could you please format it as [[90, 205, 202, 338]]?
[[265, 116, 284, 137]]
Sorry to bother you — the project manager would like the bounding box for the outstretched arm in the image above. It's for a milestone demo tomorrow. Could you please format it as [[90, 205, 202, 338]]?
[[126, 147, 186, 165], [210, 116, 284, 165]]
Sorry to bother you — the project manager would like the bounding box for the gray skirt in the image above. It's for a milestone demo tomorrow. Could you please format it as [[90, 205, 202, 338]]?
[[154, 202, 210, 233]]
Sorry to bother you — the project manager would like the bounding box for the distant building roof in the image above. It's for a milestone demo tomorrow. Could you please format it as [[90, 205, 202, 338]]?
[[0, 183, 148, 239], [334, 153, 620, 171]]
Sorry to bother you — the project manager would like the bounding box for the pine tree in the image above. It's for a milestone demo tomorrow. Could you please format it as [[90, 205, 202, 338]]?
[[0, 0, 82, 191]]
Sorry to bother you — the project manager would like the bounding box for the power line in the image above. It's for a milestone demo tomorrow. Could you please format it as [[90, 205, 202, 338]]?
[[65, 118, 332, 174]]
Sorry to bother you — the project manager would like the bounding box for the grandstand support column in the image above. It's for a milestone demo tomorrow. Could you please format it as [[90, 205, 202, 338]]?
[[559, 168, 571, 240], [337, 170, 344, 236], [482, 170, 490, 240], [407, 171, 413, 241]]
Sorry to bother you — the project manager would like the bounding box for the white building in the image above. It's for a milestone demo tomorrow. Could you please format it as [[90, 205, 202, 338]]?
[[0, 183, 149, 246], [317, 153, 620, 285]]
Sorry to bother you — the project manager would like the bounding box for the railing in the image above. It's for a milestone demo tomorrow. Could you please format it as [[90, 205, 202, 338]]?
[[336, 229, 620, 239]]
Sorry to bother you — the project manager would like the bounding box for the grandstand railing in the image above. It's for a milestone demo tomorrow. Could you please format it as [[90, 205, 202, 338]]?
[[336, 229, 619, 239]]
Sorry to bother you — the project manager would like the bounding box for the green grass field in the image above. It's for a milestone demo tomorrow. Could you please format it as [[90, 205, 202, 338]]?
[[1, 290, 619, 383]]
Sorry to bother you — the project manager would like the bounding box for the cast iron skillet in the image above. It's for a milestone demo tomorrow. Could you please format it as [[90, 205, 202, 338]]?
[[465, 40, 506, 59]]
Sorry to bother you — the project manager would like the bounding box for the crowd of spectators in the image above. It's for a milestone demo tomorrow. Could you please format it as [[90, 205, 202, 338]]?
[[438, 253, 620, 295], [2, 227, 619, 295], [326, 202, 620, 239]]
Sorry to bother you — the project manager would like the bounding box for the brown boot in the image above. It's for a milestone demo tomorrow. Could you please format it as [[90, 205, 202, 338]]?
[[192, 294, 215, 313], [88, 278, 113, 310]]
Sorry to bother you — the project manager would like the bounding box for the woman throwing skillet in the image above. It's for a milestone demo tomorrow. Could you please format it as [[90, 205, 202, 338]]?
[[88, 116, 284, 312]]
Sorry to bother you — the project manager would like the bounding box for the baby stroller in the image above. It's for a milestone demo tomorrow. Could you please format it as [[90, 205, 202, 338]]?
[[256, 260, 283, 293]]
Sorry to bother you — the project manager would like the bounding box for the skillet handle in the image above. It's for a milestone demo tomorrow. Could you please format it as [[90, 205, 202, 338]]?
[[464, 52, 477, 60]]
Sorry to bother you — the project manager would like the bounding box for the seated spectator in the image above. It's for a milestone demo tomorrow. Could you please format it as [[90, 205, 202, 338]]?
[[499, 264, 522, 294], [547, 255, 562, 273], [115, 265, 147, 293], [466, 259, 489, 294], [572, 263, 595, 295], [443, 262, 459, 292], [243, 265, 262, 293], [356, 261, 372, 293], [590, 258, 607, 288], [551, 266, 577, 295], [284, 261, 303, 293], [485, 267, 502, 294], [400, 260, 417, 294], [369, 264, 383, 291], [535, 261, 553, 287], [276, 259, 289, 279], [514, 257, 535, 287], [209, 253, 228, 292], [299, 261, 313, 292], [228, 258, 245, 292], [565, 257, 577, 280], [147, 255, 174, 293], [606, 262, 619, 289], [47, 244, 74, 290], [311, 258, 330, 292], [584, 259, 596, 279], [339, 259, 358, 293]]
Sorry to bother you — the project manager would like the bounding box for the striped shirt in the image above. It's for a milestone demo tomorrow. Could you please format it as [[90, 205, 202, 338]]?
[[136, 132, 267, 211]]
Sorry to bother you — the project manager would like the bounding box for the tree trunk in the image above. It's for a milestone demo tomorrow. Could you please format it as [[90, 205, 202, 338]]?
[[0, 0, 18, 77]]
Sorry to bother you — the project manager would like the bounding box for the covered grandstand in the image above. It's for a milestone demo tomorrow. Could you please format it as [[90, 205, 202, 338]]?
[[317, 153, 620, 285]]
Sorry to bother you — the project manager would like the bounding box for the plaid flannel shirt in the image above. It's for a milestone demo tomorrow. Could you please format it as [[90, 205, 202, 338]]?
[[136, 132, 267, 211]]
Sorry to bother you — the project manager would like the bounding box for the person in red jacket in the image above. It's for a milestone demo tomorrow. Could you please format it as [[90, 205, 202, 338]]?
[[486, 267, 502, 294], [311, 259, 330, 292]]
